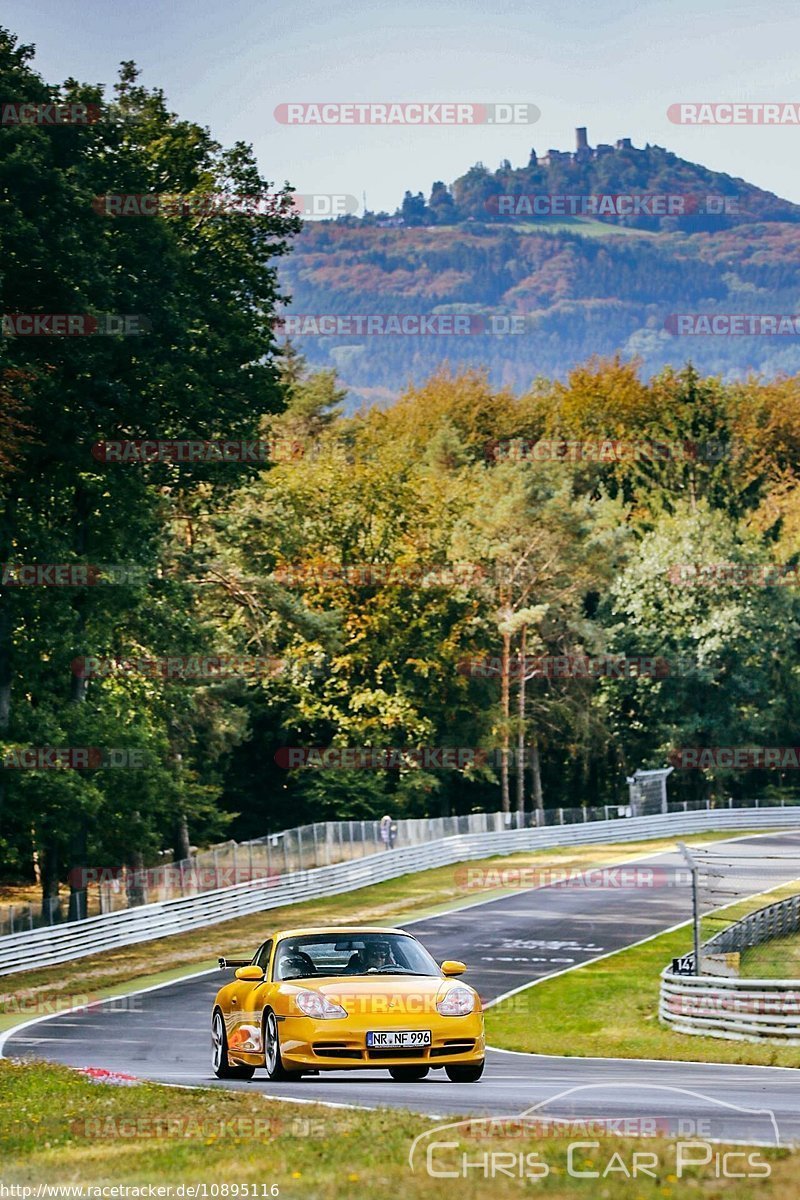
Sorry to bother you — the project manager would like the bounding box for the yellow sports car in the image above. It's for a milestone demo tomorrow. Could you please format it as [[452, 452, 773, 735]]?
[[211, 926, 485, 1083]]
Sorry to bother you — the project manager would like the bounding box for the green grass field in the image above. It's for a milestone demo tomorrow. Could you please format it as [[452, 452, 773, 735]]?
[[422, 218, 657, 239], [0, 1058, 796, 1197], [741, 930, 800, 979]]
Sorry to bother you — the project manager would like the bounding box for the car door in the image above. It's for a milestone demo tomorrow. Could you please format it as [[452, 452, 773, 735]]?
[[228, 940, 273, 1053]]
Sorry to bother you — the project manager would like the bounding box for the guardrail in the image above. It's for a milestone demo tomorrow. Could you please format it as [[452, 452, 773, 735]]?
[[660, 893, 800, 1043], [4, 796, 797, 935], [2, 804, 625, 933], [1, 806, 799, 977], [705, 893, 800, 956]]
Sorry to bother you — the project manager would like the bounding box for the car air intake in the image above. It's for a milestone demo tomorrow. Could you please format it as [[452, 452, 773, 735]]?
[[312, 1042, 363, 1059], [366, 1047, 430, 1060], [430, 1040, 476, 1057]]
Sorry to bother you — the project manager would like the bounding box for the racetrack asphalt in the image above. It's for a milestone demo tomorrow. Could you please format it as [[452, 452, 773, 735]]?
[[4, 832, 799, 1144]]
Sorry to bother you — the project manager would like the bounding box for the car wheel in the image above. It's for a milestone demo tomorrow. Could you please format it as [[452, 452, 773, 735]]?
[[263, 1009, 299, 1081], [211, 1010, 255, 1080], [445, 1061, 485, 1083], [388, 1066, 430, 1082]]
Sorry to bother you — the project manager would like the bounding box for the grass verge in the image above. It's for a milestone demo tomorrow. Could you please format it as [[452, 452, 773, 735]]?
[[486, 881, 800, 1067], [0, 1059, 796, 1197], [742, 930, 800, 979]]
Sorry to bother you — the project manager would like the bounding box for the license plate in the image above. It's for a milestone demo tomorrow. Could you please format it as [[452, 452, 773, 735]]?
[[366, 1029, 431, 1048]]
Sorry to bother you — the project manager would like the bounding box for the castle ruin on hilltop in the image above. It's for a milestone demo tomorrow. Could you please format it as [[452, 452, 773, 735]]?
[[534, 128, 634, 167]]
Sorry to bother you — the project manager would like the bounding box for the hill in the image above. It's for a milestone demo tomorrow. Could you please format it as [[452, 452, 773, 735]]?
[[410, 133, 800, 231], [277, 133, 800, 403]]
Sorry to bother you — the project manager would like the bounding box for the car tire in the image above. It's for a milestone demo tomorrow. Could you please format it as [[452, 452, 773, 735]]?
[[388, 1066, 430, 1082], [263, 1009, 300, 1081], [445, 1060, 485, 1083], [212, 1010, 255, 1080]]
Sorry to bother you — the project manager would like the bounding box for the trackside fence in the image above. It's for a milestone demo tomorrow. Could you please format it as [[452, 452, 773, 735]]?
[[2, 797, 797, 934]]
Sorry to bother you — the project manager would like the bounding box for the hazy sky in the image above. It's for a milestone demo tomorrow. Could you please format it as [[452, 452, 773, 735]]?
[[6, 0, 800, 212]]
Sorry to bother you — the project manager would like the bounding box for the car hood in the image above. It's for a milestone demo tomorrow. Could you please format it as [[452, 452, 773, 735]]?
[[288, 975, 475, 1013]]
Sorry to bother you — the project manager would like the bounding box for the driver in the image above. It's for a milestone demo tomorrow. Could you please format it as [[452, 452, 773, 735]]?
[[362, 940, 396, 970], [276, 942, 314, 979]]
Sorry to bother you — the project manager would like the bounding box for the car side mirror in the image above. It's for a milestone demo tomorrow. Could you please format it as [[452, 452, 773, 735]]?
[[441, 960, 467, 976], [234, 965, 265, 982]]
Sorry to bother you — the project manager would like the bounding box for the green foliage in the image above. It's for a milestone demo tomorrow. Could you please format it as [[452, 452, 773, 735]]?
[[0, 29, 299, 908], [208, 362, 800, 830]]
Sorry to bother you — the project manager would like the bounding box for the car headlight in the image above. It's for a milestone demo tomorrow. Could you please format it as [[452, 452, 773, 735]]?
[[436, 986, 475, 1016], [294, 990, 347, 1019]]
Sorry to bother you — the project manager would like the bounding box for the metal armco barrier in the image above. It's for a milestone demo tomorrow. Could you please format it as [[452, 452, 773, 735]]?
[[660, 892, 800, 1043], [2, 798, 795, 934], [708, 892, 800, 955], [2, 806, 799, 976]]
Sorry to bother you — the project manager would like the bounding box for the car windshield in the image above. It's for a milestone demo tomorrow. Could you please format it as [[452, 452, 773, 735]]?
[[273, 933, 440, 980]]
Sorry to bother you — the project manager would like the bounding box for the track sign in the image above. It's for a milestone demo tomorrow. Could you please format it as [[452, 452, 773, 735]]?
[[672, 955, 695, 975]]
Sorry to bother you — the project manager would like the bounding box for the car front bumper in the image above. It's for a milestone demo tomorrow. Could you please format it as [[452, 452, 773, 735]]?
[[275, 1012, 485, 1070]]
